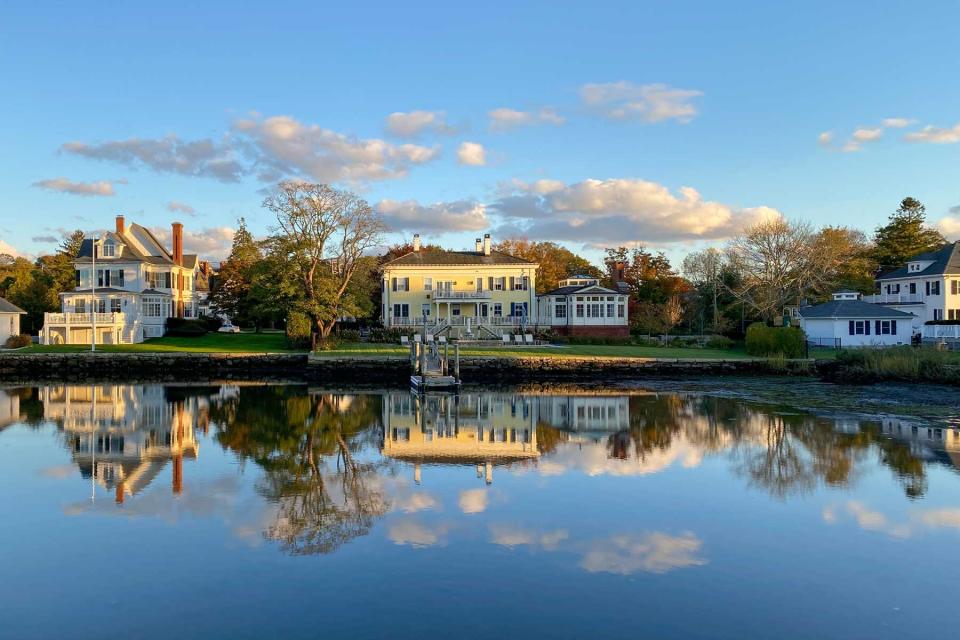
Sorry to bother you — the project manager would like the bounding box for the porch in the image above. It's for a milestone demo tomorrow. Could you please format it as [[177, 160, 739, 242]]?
[[40, 312, 143, 345], [922, 325, 960, 341]]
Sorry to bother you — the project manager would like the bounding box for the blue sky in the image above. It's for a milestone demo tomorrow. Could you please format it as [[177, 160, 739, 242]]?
[[2, 0, 959, 263]]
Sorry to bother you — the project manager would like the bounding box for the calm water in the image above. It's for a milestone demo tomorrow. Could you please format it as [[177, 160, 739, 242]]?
[[1, 383, 959, 639]]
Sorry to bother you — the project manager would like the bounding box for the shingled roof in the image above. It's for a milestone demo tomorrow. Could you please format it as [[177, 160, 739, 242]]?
[[0, 297, 27, 314], [876, 241, 960, 280], [384, 249, 535, 267], [798, 299, 914, 319]]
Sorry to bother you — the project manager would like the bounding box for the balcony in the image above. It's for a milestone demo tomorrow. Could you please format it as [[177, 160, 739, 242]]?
[[430, 290, 493, 301], [922, 325, 960, 340], [43, 312, 127, 325], [862, 293, 924, 305]]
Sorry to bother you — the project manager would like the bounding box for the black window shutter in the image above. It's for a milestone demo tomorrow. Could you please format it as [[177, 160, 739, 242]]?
[[509, 276, 515, 290], [488, 277, 493, 290], [875, 320, 881, 335], [849, 321, 855, 335], [865, 321, 870, 335], [892, 320, 897, 334], [391, 278, 397, 292], [75, 270, 80, 287]]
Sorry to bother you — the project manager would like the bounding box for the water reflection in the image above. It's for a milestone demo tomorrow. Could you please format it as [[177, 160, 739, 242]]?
[[2, 384, 959, 552]]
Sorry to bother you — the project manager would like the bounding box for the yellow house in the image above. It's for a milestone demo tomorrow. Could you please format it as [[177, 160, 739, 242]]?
[[381, 233, 539, 337]]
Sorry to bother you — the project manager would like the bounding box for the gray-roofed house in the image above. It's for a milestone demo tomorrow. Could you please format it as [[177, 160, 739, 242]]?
[[40, 215, 202, 345], [861, 241, 960, 340], [537, 275, 629, 337], [0, 297, 27, 344], [798, 291, 914, 347]]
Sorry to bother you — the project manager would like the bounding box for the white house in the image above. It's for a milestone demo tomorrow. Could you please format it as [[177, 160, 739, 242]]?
[[866, 241, 960, 339], [798, 290, 914, 347], [536, 275, 629, 337], [0, 297, 27, 344], [40, 215, 201, 345]]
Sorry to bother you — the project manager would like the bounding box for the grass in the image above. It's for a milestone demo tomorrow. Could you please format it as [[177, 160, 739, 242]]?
[[314, 342, 756, 360], [835, 345, 960, 382], [20, 331, 298, 353]]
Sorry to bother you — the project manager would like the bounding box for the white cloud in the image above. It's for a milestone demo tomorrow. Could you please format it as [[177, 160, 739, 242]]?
[[32, 176, 120, 197], [0, 239, 29, 258], [882, 117, 914, 128], [62, 136, 243, 182], [149, 225, 235, 260], [376, 198, 488, 233], [488, 107, 565, 131], [489, 524, 569, 550], [457, 488, 488, 514], [935, 215, 960, 240], [387, 518, 449, 547], [579, 81, 702, 123], [235, 115, 441, 183], [580, 532, 707, 575], [493, 177, 781, 244], [852, 127, 882, 142], [166, 201, 196, 216], [385, 110, 453, 138], [457, 141, 486, 166], [817, 131, 834, 147], [905, 122, 960, 144]]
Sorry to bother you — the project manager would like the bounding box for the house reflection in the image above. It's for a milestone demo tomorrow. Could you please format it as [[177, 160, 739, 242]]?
[[879, 418, 960, 470], [0, 387, 20, 431], [382, 392, 540, 484], [39, 385, 220, 502]]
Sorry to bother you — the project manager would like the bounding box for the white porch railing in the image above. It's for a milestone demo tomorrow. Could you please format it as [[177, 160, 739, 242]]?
[[923, 325, 960, 339], [431, 291, 493, 301], [44, 312, 126, 325], [389, 315, 552, 328], [863, 293, 924, 304]]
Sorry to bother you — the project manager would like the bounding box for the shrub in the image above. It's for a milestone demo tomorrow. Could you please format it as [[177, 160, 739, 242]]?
[[338, 328, 361, 342], [745, 322, 805, 358], [164, 318, 208, 337], [285, 312, 312, 348], [203, 316, 225, 332], [368, 327, 405, 344], [706, 335, 735, 350], [315, 337, 342, 351], [3, 334, 31, 349]]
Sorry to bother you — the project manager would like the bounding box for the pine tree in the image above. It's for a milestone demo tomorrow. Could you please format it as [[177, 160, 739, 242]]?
[[872, 197, 947, 269], [210, 218, 262, 327]]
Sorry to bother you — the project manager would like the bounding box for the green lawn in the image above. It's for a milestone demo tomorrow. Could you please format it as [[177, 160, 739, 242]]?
[[314, 342, 757, 360], [20, 331, 298, 353]]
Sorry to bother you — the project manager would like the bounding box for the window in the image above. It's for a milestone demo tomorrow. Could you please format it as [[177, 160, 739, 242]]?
[[97, 269, 110, 287], [476, 278, 483, 292], [493, 277, 505, 291], [950, 309, 960, 320], [421, 303, 431, 317], [95, 299, 106, 313], [848, 320, 870, 335], [110, 299, 122, 313], [73, 299, 86, 314], [875, 320, 897, 335], [493, 303, 502, 317], [618, 304, 625, 318], [934, 309, 943, 321], [510, 302, 528, 317], [932, 281, 941, 295], [576, 304, 584, 318], [423, 277, 432, 291], [451, 305, 461, 316], [393, 303, 409, 318], [555, 303, 567, 319], [909, 282, 916, 294], [101, 241, 115, 257], [607, 303, 615, 317], [952, 280, 959, 295], [143, 298, 162, 317], [390, 277, 409, 292]]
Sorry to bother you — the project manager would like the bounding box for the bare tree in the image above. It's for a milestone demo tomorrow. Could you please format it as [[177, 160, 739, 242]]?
[[724, 218, 818, 321], [263, 182, 385, 347], [682, 248, 723, 332]]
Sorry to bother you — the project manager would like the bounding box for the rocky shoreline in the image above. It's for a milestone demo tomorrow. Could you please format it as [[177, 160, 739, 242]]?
[[0, 351, 823, 385]]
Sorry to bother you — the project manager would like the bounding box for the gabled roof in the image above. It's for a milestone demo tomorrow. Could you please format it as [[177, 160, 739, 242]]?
[[384, 249, 535, 267], [540, 284, 623, 297], [0, 297, 26, 314], [75, 223, 198, 270], [798, 300, 914, 319], [876, 242, 960, 280]]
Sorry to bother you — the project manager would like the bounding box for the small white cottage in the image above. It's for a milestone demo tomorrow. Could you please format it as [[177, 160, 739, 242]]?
[[0, 297, 27, 344], [798, 290, 914, 347]]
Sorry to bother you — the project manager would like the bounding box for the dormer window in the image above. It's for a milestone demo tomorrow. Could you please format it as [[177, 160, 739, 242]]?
[[102, 240, 116, 257]]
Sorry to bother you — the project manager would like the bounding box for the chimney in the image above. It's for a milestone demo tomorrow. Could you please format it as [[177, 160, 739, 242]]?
[[413, 233, 421, 252], [475, 238, 483, 253], [115, 215, 125, 235], [172, 222, 183, 266], [483, 234, 491, 256]]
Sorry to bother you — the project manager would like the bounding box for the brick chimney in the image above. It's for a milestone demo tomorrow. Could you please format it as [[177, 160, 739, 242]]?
[[413, 233, 421, 252], [115, 214, 125, 234], [171, 222, 183, 266], [483, 234, 491, 256]]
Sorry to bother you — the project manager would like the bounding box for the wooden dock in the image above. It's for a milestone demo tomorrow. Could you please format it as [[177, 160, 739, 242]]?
[[410, 338, 461, 393]]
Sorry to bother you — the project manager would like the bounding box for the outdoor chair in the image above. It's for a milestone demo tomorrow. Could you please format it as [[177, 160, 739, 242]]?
[[502, 334, 511, 344], [524, 334, 534, 344], [400, 335, 409, 346], [413, 334, 422, 343], [438, 335, 447, 344], [514, 334, 524, 344]]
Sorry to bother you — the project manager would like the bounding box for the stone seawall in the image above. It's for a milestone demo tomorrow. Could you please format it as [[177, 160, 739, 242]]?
[[0, 352, 816, 385]]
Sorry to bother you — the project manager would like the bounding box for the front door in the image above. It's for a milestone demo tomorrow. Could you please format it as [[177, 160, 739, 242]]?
[[479, 303, 488, 318]]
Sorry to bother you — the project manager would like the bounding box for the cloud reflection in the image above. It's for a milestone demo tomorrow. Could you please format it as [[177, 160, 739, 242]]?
[[580, 532, 707, 575]]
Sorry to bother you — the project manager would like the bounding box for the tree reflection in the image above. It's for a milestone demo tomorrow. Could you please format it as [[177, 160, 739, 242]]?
[[212, 388, 389, 555]]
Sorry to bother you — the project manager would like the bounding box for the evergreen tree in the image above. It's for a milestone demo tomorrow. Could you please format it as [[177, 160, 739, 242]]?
[[872, 197, 947, 269], [210, 218, 263, 328]]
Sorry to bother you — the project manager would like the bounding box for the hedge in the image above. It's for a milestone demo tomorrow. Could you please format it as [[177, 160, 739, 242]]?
[[745, 322, 806, 358]]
